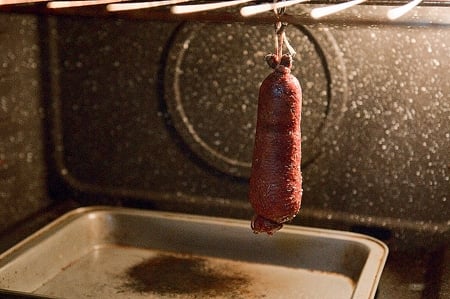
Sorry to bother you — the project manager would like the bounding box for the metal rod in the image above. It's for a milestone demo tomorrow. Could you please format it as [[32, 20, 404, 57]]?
[[387, 0, 423, 19], [47, 0, 125, 9], [241, 0, 309, 17], [107, 0, 192, 12], [311, 0, 367, 19], [172, 0, 253, 14], [0, 0, 46, 6]]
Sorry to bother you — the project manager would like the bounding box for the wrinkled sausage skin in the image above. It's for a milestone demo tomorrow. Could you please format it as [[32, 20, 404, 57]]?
[[249, 54, 302, 235]]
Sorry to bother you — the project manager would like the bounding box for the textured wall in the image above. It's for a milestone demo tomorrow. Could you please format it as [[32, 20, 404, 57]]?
[[0, 15, 52, 231], [0, 9, 448, 248], [46, 14, 449, 246]]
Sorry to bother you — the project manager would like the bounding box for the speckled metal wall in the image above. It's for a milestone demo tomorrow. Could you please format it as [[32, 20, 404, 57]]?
[[45, 10, 449, 248], [0, 7, 448, 249], [0, 15, 52, 231]]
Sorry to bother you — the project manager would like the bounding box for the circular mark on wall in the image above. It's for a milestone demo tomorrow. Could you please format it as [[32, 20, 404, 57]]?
[[164, 23, 347, 178]]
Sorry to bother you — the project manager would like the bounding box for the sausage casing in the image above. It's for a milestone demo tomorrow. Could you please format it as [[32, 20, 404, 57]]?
[[249, 54, 303, 235]]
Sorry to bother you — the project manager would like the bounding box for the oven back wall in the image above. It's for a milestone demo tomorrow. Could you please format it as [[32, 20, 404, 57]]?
[[0, 15, 52, 231], [0, 11, 449, 248], [50, 15, 449, 247]]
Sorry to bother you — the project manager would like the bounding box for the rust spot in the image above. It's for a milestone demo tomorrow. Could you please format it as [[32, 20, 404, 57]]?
[[123, 253, 251, 297]]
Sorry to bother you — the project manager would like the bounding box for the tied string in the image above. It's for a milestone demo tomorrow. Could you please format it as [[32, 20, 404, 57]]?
[[273, 3, 296, 63], [272, 21, 296, 65], [275, 21, 285, 61], [266, 0, 296, 69]]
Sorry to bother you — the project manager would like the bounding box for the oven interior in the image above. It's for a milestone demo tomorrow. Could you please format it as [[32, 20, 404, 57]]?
[[0, 1, 449, 298]]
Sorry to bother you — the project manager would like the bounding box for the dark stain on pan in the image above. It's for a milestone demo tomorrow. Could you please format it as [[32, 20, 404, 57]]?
[[123, 253, 252, 297]]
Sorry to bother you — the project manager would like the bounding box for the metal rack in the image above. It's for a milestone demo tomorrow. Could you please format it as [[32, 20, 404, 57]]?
[[0, 0, 449, 28]]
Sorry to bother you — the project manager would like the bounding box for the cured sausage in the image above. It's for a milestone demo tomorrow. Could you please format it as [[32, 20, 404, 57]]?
[[249, 54, 302, 235]]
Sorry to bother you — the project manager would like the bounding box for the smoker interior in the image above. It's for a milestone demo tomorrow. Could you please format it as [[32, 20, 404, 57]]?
[[0, 2, 449, 299]]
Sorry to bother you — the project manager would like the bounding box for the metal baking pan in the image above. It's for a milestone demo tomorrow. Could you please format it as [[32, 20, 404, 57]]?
[[0, 207, 387, 299]]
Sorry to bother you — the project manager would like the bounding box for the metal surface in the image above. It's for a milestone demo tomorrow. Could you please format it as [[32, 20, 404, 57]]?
[[164, 22, 346, 177], [0, 3, 449, 27], [0, 14, 52, 232], [0, 206, 388, 299], [0, 4, 447, 299], [36, 9, 449, 249]]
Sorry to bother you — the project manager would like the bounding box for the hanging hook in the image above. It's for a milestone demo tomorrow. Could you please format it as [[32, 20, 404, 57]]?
[[274, 19, 296, 61], [273, 0, 286, 18], [275, 21, 286, 60], [265, 0, 296, 68]]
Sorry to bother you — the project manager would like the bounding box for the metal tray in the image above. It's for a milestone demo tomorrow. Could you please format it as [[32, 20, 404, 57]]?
[[0, 207, 387, 299]]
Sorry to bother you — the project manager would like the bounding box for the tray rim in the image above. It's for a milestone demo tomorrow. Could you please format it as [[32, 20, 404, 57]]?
[[0, 206, 388, 256]]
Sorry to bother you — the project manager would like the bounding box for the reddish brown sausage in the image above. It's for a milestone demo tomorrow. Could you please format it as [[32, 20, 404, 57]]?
[[249, 54, 302, 235]]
